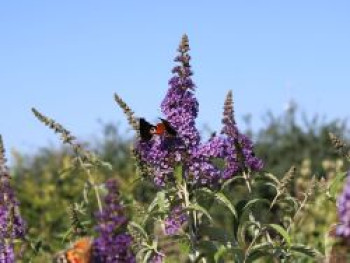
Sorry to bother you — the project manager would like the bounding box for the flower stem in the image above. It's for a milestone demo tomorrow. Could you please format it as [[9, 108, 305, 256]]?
[[181, 180, 198, 262], [78, 157, 103, 213]]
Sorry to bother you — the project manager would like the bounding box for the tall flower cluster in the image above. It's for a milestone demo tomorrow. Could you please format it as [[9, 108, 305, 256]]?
[[136, 35, 201, 187], [220, 91, 264, 179], [135, 35, 263, 187], [161, 34, 200, 149], [336, 173, 350, 239], [0, 136, 26, 263], [93, 179, 135, 263]]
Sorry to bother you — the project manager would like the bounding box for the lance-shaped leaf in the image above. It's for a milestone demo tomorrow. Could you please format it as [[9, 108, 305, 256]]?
[[245, 242, 275, 263], [129, 221, 149, 240], [196, 188, 237, 218], [198, 226, 233, 243], [266, 224, 291, 247], [240, 198, 270, 222], [289, 244, 323, 259], [328, 171, 347, 201], [221, 175, 245, 190], [185, 204, 213, 222], [237, 221, 261, 248]]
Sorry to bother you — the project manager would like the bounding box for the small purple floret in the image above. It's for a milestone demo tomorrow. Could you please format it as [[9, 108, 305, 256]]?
[[164, 206, 187, 235]]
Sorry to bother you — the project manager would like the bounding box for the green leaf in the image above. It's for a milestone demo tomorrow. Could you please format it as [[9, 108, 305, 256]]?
[[249, 242, 274, 251], [142, 250, 153, 263], [199, 226, 232, 243], [267, 224, 291, 246], [221, 176, 245, 190], [245, 242, 275, 263], [264, 182, 279, 193], [214, 246, 247, 262], [195, 188, 237, 219], [143, 191, 170, 224], [328, 171, 347, 200], [290, 244, 323, 259], [246, 242, 274, 262], [156, 192, 168, 212], [197, 189, 236, 222], [30, 240, 42, 254], [99, 161, 113, 170], [241, 198, 270, 221], [245, 250, 274, 263], [211, 157, 226, 170], [58, 167, 75, 179], [194, 187, 214, 202], [237, 221, 261, 248], [214, 246, 246, 262], [147, 191, 166, 213], [186, 204, 213, 222], [263, 172, 281, 185], [178, 239, 191, 255], [214, 245, 229, 262], [83, 182, 91, 204], [214, 192, 237, 219], [197, 240, 218, 260], [277, 196, 299, 213], [129, 221, 148, 240], [243, 198, 270, 211], [174, 164, 183, 184], [136, 247, 148, 259]]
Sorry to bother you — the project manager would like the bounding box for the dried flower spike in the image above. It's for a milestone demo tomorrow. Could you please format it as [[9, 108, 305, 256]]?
[[114, 93, 139, 132]]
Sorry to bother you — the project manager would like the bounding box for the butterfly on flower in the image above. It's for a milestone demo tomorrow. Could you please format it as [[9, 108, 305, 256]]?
[[54, 237, 92, 263], [139, 118, 177, 141]]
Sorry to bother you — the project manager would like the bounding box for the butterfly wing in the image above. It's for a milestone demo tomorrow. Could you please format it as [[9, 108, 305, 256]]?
[[53, 238, 92, 263], [139, 118, 156, 141], [160, 118, 177, 136]]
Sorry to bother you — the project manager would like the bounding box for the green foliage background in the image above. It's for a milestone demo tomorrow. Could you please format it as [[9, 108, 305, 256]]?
[[9, 106, 349, 262]]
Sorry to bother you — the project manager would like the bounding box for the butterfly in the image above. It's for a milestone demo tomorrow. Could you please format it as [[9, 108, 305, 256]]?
[[139, 118, 177, 141], [54, 237, 92, 263]]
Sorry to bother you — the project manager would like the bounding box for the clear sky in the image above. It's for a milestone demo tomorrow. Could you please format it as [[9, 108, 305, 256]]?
[[1, 1, 350, 160]]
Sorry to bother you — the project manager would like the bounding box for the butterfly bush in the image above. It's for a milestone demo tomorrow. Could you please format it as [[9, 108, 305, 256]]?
[[136, 35, 263, 188], [126, 35, 264, 242], [0, 137, 26, 263], [336, 172, 350, 239], [93, 179, 135, 263], [25, 34, 334, 261]]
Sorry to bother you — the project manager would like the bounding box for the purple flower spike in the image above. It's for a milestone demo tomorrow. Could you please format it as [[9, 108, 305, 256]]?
[[0, 136, 26, 263], [221, 91, 264, 178], [137, 35, 201, 186], [161, 34, 200, 149], [93, 179, 135, 263], [336, 173, 350, 239]]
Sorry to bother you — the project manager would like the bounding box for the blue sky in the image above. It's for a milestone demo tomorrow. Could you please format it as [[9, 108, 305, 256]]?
[[1, 1, 350, 160]]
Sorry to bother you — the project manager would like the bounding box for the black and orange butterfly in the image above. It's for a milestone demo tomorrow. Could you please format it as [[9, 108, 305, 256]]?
[[139, 118, 177, 141], [54, 237, 93, 263]]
